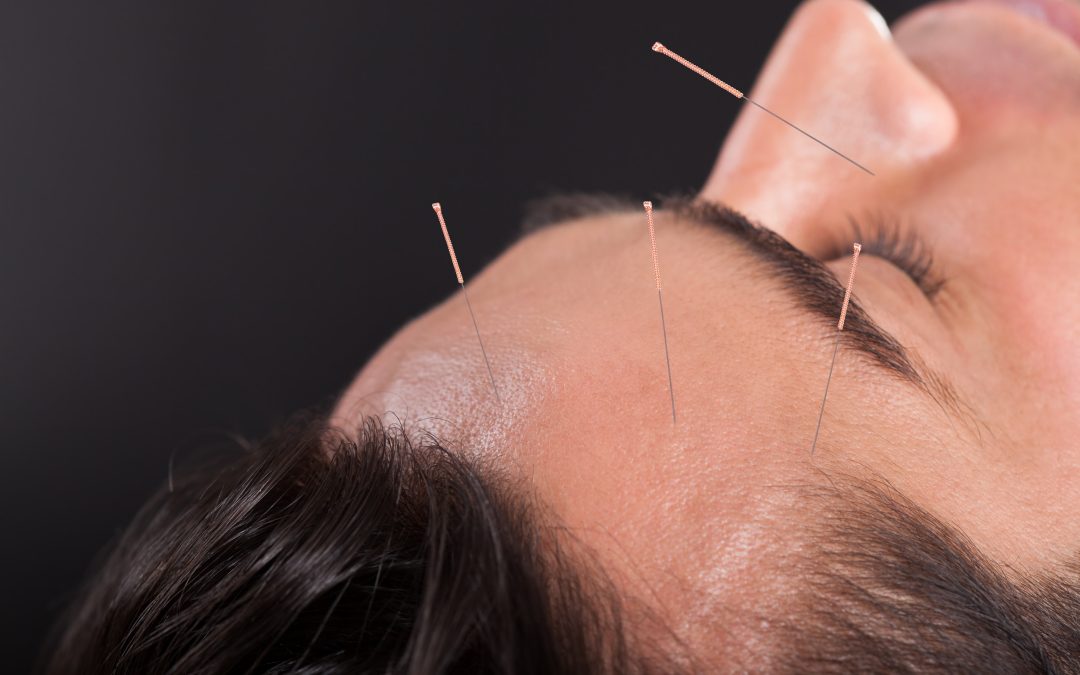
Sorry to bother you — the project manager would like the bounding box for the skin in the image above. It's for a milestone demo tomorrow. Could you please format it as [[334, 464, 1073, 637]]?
[[335, 0, 1080, 662]]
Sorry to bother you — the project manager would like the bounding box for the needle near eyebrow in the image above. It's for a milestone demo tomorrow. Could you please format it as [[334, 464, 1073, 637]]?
[[644, 201, 677, 424], [810, 243, 862, 457], [651, 42, 875, 177], [431, 202, 501, 404]]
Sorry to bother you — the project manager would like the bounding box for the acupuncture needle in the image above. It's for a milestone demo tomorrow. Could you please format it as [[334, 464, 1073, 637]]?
[[651, 42, 875, 176], [431, 202, 501, 403], [644, 201, 677, 424], [810, 242, 862, 456]]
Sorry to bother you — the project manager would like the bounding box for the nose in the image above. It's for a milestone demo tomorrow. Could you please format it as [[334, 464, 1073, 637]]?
[[700, 0, 957, 242]]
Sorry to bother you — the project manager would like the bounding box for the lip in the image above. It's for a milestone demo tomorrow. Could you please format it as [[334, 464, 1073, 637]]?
[[957, 0, 1080, 50]]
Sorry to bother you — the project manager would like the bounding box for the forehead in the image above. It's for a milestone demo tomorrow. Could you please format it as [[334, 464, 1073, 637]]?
[[331, 212, 855, 620], [331, 211, 827, 459], [329, 207, 998, 582]]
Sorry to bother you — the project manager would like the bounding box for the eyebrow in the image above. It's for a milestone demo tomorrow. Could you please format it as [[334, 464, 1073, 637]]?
[[520, 193, 969, 419]]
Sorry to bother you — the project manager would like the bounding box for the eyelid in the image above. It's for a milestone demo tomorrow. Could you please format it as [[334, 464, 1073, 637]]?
[[840, 215, 946, 300]]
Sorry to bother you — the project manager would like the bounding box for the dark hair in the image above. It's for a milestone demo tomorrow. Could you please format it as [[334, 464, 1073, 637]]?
[[43, 414, 643, 674], [780, 477, 1080, 673], [44, 413, 1080, 673]]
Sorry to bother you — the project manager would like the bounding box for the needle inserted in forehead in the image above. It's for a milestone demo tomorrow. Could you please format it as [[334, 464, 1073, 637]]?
[[431, 202, 501, 403], [651, 42, 875, 177], [810, 243, 862, 456], [644, 201, 677, 424]]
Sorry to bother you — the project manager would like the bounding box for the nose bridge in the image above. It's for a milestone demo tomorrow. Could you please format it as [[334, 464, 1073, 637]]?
[[700, 0, 957, 237]]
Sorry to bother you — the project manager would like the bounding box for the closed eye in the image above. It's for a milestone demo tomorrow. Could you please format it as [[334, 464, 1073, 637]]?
[[836, 215, 946, 300]]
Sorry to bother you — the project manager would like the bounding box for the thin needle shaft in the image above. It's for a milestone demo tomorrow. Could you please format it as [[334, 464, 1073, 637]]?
[[644, 201, 676, 424], [810, 243, 862, 456], [431, 202, 501, 403], [651, 42, 874, 176], [810, 332, 842, 457], [658, 288, 676, 424], [742, 98, 875, 176], [461, 284, 501, 403]]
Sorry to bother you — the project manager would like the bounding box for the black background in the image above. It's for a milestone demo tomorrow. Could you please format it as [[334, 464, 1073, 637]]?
[[2, 0, 924, 667]]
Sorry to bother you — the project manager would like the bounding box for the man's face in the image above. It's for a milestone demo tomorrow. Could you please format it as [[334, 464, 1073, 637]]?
[[336, 0, 1080, 651]]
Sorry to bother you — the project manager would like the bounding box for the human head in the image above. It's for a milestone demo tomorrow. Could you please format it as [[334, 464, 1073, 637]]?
[[47, 0, 1080, 671]]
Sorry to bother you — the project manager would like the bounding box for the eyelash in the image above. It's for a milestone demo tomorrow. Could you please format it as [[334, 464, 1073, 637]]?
[[843, 216, 945, 300]]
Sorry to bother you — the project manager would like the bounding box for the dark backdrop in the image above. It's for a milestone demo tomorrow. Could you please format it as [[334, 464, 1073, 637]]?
[[1, 0, 923, 667]]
